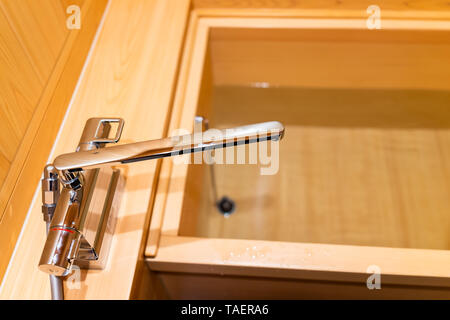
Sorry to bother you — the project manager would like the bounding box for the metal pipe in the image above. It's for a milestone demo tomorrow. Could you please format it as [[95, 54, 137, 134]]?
[[46, 222, 64, 300], [41, 165, 64, 300], [195, 116, 219, 203]]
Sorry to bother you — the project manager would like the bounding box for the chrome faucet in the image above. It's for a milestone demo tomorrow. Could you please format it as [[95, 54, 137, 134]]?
[[39, 117, 285, 278]]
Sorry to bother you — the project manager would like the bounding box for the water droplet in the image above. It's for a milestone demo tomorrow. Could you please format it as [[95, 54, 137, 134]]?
[[251, 82, 270, 88]]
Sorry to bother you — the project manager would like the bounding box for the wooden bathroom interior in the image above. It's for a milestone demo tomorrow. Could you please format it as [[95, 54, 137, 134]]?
[[0, 0, 449, 300]]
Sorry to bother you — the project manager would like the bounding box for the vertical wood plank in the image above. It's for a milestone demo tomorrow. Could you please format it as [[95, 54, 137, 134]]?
[[0, 0, 107, 286]]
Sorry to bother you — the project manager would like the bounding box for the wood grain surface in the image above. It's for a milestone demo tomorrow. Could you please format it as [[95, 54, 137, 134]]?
[[0, 0, 189, 299]]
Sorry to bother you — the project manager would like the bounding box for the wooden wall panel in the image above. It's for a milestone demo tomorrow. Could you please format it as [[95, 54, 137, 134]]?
[[0, 7, 44, 186], [0, 0, 190, 299], [0, 0, 107, 284], [0, 0, 68, 83], [0, 0, 67, 208], [209, 28, 450, 90], [193, 0, 450, 11]]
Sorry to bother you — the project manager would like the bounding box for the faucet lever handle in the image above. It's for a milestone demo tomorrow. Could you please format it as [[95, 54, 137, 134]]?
[[90, 118, 124, 144], [78, 118, 125, 150]]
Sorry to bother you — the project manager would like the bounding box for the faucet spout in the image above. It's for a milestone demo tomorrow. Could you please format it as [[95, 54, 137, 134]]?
[[53, 121, 285, 171]]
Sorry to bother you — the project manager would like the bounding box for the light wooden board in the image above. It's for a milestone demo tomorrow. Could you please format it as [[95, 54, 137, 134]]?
[[0, 6, 48, 187], [0, 0, 69, 202], [193, 0, 450, 12], [209, 27, 450, 90], [0, 0, 190, 299], [0, 0, 108, 284], [0, 0, 68, 83], [150, 235, 450, 288]]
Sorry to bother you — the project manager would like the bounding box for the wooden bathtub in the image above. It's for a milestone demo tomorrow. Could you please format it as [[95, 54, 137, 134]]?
[[144, 11, 450, 299]]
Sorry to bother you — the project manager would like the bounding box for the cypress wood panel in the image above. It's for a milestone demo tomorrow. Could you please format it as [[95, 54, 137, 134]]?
[[193, 0, 450, 11], [0, 0, 68, 193], [0, 0, 68, 83], [0, 0, 190, 299], [0, 8, 46, 187], [0, 0, 107, 284]]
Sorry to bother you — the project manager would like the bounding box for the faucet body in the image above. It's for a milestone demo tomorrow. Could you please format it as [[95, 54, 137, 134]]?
[[39, 118, 124, 276], [39, 117, 284, 276]]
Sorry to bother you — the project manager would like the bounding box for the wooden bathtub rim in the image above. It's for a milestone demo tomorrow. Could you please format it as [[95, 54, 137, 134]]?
[[147, 236, 450, 288]]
